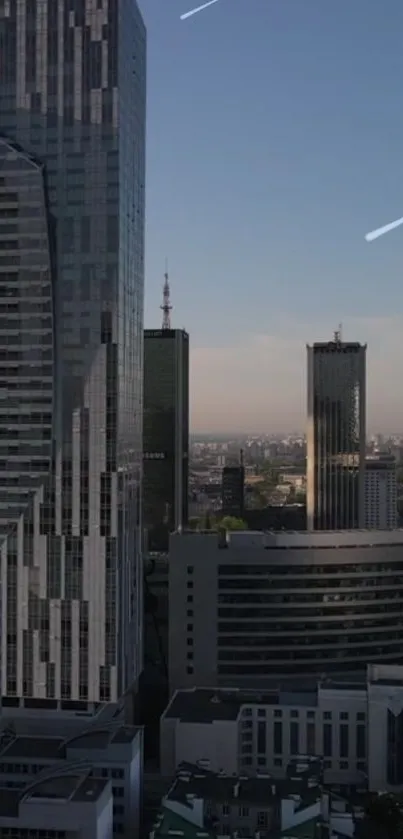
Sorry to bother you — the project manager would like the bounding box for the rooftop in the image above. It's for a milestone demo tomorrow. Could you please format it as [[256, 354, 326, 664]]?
[[167, 761, 322, 808], [0, 769, 108, 818], [171, 529, 403, 548], [164, 686, 320, 723], [0, 724, 139, 760]]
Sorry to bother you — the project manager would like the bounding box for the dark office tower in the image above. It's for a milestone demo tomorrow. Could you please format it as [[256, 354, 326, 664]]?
[[0, 0, 146, 705], [307, 333, 366, 530], [222, 466, 245, 517], [143, 329, 189, 550]]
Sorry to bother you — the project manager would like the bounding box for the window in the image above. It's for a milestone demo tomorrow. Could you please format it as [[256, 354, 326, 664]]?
[[290, 721, 299, 755], [340, 711, 349, 720], [291, 709, 299, 718], [356, 724, 366, 759], [274, 721, 282, 754], [323, 723, 332, 757], [339, 724, 349, 758], [324, 711, 332, 720], [239, 806, 249, 817], [257, 721, 266, 754], [306, 721, 316, 754]]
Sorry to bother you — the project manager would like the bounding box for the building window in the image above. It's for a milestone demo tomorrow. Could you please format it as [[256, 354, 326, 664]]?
[[356, 724, 366, 759], [291, 709, 299, 718], [323, 723, 332, 757], [290, 721, 299, 755], [257, 721, 266, 754], [274, 721, 282, 755], [306, 721, 316, 755], [339, 724, 349, 758], [340, 711, 349, 720]]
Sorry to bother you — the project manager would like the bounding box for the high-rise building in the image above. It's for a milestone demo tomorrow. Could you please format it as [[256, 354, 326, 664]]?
[[307, 333, 366, 530], [365, 455, 397, 529], [221, 464, 245, 517], [0, 0, 146, 704], [143, 327, 189, 550]]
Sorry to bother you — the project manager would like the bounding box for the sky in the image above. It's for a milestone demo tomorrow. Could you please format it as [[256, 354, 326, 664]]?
[[139, 0, 403, 434]]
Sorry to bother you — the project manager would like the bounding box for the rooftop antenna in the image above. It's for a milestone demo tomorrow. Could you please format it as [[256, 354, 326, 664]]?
[[334, 323, 342, 344], [161, 259, 172, 330]]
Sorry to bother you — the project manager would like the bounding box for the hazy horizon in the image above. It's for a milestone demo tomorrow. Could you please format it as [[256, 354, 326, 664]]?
[[142, 0, 403, 436]]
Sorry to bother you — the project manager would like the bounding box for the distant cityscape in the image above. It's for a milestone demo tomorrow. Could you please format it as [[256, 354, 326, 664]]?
[[188, 431, 403, 521]]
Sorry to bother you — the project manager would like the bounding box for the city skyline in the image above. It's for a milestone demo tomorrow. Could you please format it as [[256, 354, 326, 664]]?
[[179, 314, 403, 434], [143, 0, 403, 436]]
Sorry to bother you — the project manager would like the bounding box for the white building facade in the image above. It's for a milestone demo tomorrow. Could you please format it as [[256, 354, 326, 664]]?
[[161, 663, 403, 794], [169, 530, 403, 693]]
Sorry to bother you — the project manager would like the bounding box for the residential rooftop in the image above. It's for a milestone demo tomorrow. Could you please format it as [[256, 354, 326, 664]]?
[[167, 761, 322, 807]]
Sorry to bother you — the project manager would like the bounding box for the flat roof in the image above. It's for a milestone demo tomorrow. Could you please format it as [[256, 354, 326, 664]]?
[[164, 686, 319, 723], [2, 736, 64, 760], [172, 529, 403, 548], [0, 725, 139, 760]]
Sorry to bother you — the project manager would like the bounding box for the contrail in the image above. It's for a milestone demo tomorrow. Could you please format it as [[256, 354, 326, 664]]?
[[180, 0, 221, 20], [365, 215, 403, 242]]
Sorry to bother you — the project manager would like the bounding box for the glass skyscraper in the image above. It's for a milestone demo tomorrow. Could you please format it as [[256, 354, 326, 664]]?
[[307, 335, 366, 531], [0, 0, 146, 704]]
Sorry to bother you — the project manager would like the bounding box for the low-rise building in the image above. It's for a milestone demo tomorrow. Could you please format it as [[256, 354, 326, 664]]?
[[0, 768, 112, 839], [149, 760, 359, 839], [161, 663, 403, 794], [0, 701, 142, 838]]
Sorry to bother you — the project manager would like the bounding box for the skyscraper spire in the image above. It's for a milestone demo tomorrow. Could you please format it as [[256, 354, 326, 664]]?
[[161, 259, 172, 330]]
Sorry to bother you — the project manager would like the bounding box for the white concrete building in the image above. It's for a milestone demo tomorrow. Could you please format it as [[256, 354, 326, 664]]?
[[0, 701, 142, 838], [161, 663, 403, 794], [169, 529, 403, 693], [364, 455, 397, 528], [0, 770, 113, 839]]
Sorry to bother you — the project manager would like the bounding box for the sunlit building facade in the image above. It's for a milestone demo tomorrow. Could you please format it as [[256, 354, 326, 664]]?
[[0, 0, 146, 704]]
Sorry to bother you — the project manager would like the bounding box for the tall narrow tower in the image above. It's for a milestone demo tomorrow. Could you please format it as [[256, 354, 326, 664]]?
[[161, 263, 172, 330], [307, 334, 366, 530]]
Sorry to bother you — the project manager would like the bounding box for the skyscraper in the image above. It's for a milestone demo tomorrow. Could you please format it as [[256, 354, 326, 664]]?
[[221, 463, 245, 518], [0, 0, 146, 704], [365, 455, 397, 529], [143, 277, 189, 550], [307, 333, 366, 530]]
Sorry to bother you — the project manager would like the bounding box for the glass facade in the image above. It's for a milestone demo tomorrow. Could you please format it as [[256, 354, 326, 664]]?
[[0, 0, 146, 703], [307, 339, 366, 530], [143, 329, 189, 551]]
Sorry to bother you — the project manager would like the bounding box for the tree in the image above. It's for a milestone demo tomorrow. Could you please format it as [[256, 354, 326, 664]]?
[[355, 793, 403, 839], [219, 516, 247, 531]]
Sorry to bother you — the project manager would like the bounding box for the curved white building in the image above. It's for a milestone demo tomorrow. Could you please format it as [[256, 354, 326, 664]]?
[[169, 529, 403, 692]]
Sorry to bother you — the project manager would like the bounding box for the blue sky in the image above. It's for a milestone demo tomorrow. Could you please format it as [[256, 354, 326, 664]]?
[[139, 0, 403, 432]]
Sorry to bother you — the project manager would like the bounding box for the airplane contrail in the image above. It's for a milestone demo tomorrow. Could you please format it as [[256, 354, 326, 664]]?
[[180, 0, 221, 20], [365, 215, 403, 242]]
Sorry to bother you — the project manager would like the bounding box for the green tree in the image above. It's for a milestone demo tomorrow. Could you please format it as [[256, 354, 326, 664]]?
[[355, 793, 403, 839], [219, 516, 248, 531]]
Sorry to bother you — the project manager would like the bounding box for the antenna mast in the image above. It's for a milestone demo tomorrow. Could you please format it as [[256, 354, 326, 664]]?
[[161, 259, 172, 330]]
